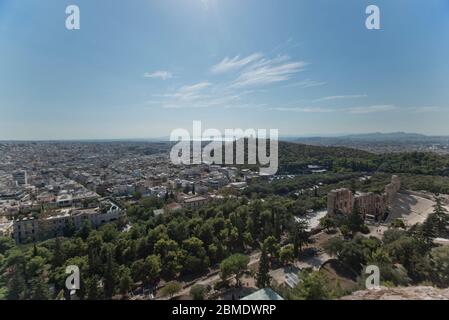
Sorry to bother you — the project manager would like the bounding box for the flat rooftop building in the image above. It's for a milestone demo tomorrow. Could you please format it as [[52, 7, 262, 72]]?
[[12, 200, 123, 244]]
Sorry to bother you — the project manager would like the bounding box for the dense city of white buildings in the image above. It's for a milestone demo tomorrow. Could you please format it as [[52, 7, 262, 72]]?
[[0, 141, 261, 244]]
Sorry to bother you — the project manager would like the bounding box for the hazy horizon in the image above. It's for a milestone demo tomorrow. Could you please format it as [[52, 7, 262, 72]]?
[[1, 131, 449, 143]]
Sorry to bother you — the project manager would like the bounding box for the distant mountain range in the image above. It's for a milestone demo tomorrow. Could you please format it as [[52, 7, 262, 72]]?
[[284, 132, 449, 144], [278, 132, 449, 155], [334, 132, 429, 141]]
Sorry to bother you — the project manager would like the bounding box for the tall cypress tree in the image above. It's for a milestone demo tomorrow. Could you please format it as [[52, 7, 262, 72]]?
[[433, 197, 449, 236], [103, 249, 116, 299], [256, 247, 271, 288], [52, 238, 64, 268]]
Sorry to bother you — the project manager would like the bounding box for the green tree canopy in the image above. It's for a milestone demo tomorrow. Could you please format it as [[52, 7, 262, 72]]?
[[219, 253, 250, 286]]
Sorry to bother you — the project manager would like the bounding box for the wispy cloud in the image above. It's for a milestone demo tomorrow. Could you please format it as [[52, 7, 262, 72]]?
[[160, 95, 250, 109], [347, 105, 397, 114], [143, 70, 173, 80], [233, 55, 307, 88], [148, 52, 308, 109], [160, 82, 212, 103], [347, 105, 447, 114], [179, 82, 212, 94], [211, 53, 263, 74], [271, 107, 334, 113], [285, 79, 326, 89], [271, 104, 398, 114], [224, 103, 265, 110], [313, 94, 367, 102], [151, 81, 259, 109], [410, 106, 445, 113]]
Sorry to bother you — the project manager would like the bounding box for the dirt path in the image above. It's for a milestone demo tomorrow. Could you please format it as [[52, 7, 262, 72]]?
[[168, 251, 262, 299]]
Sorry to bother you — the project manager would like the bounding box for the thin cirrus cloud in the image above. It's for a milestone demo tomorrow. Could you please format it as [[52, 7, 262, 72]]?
[[347, 105, 447, 114], [151, 53, 308, 109], [210, 53, 263, 74], [285, 79, 326, 89], [178, 82, 212, 93], [271, 107, 335, 113], [161, 82, 212, 102], [271, 105, 398, 114], [232, 56, 308, 88], [347, 105, 397, 114], [210, 53, 307, 88], [153, 81, 254, 109], [271, 105, 449, 115], [312, 94, 368, 102], [410, 106, 445, 113], [160, 94, 245, 109], [143, 70, 173, 80]]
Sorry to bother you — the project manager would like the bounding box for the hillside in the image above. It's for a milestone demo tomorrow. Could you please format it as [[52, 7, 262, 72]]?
[[277, 141, 449, 176], [340, 286, 449, 300], [278, 141, 377, 173]]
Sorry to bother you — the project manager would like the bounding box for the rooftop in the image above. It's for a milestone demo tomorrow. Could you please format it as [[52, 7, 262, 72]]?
[[240, 288, 284, 301], [184, 196, 208, 203]]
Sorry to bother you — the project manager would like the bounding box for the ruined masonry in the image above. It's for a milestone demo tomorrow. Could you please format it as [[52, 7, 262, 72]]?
[[327, 175, 401, 221]]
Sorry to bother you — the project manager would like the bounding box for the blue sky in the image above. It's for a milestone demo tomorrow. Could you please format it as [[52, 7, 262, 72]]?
[[1, 0, 449, 140]]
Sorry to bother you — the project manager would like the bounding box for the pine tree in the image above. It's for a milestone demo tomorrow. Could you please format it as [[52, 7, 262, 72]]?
[[7, 271, 27, 300], [30, 276, 51, 300], [256, 247, 271, 288], [86, 276, 103, 300], [289, 220, 310, 255], [118, 267, 133, 297]]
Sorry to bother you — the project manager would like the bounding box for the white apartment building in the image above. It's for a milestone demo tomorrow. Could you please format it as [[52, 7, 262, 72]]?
[[182, 195, 210, 210], [12, 170, 27, 186], [12, 200, 122, 244]]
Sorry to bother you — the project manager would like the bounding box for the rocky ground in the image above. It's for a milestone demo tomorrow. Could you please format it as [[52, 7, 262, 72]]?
[[340, 286, 449, 300]]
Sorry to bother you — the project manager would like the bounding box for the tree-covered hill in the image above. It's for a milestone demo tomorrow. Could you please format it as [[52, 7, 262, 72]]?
[[278, 142, 377, 173], [277, 141, 449, 176]]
